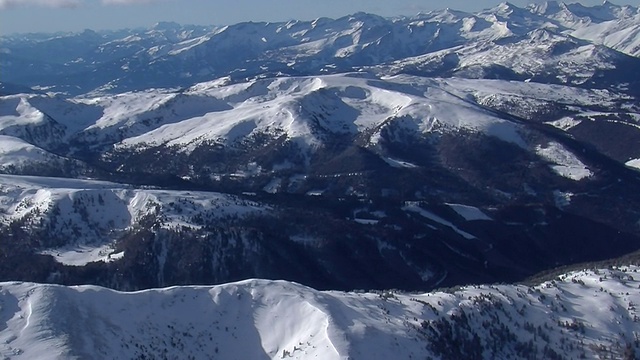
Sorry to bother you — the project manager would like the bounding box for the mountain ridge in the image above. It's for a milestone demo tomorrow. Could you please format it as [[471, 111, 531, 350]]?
[[3, 265, 640, 359], [2, 1, 640, 94]]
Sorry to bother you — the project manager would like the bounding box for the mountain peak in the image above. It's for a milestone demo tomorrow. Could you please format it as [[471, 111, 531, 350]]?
[[339, 12, 387, 24], [497, 1, 517, 11], [563, 1, 630, 22], [527, 1, 565, 15], [487, 1, 531, 18], [152, 21, 182, 31]]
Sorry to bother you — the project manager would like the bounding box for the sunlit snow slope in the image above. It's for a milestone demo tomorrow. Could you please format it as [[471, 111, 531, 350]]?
[[2, 266, 640, 359]]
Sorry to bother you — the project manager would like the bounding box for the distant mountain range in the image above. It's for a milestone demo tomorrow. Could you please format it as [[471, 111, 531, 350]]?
[[2, 1, 640, 95]]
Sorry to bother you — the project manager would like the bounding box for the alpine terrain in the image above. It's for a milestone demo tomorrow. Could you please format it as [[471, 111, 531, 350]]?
[[1, 1, 640, 358]]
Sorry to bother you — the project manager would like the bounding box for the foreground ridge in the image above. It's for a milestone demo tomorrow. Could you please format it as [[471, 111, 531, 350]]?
[[2, 265, 640, 359]]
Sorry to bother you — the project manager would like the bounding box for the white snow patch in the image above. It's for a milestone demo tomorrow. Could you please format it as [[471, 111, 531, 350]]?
[[554, 190, 573, 208], [626, 159, 640, 170], [403, 203, 476, 239], [446, 203, 492, 221], [546, 117, 582, 131], [381, 157, 418, 168], [536, 142, 593, 181], [108, 251, 125, 261], [40, 244, 120, 266], [353, 218, 379, 225]]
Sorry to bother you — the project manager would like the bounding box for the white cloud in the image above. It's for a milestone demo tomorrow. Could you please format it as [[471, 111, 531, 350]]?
[[0, 0, 82, 9]]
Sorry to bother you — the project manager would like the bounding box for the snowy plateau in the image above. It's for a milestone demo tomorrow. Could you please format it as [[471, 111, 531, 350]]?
[[2, 1, 640, 358]]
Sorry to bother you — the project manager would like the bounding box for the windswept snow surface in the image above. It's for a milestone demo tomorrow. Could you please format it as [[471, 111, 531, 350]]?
[[428, 76, 624, 110], [3, 266, 640, 359]]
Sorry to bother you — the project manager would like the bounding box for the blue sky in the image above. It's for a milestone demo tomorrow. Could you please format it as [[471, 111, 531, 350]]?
[[0, 0, 638, 34]]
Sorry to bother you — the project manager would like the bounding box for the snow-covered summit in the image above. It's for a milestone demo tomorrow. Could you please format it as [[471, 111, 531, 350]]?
[[520, 1, 640, 56]]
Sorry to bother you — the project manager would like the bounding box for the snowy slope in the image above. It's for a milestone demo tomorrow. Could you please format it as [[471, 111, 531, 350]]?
[[0, 73, 530, 156], [0, 95, 69, 151], [2, 265, 640, 359], [0, 136, 65, 169], [528, 1, 640, 57], [382, 26, 634, 88], [570, 14, 640, 57], [4, 71, 629, 185], [0, 96, 53, 129], [113, 74, 526, 151], [0, 174, 268, 266]]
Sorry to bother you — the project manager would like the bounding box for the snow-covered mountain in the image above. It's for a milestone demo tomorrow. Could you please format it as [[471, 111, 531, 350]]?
[[2, 265, 640, 359], [529, 1, 640, 56], [1, 74, 640, 291], [0, 174, 268, 266], [3, 72, 638, 170], [2, 2, 640, 95], [0, 1, 639, 295]]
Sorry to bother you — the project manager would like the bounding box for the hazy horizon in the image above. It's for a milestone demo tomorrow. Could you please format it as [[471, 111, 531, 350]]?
[[1, 0, 638, 35]]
